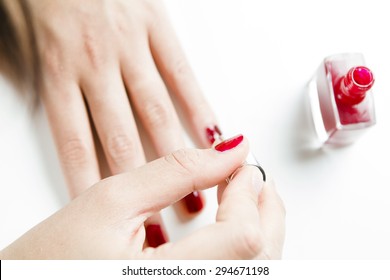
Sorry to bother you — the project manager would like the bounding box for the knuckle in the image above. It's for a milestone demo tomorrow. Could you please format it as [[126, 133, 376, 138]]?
[[233, 224, 263, 259], [59, 138, 91, 168], [164, 148, 201, 176], [170, 58, 191, 81], [106, 134, 137, 165], [141, 0, 165, 24], [143, 101, 172, 129], [82, 33, 106, 70], [41, 49, 68, 81]]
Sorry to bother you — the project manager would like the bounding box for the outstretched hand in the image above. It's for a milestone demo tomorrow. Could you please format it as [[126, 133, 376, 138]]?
[[28, 0, 219, 197]]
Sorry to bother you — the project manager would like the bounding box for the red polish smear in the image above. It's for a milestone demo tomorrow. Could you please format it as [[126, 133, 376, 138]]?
[[214, 134, 244, 152], [145, 224, 166, 248], [184, 191, 204, 213], [206, 125, 222, 145], [206, 128, 216, 144]]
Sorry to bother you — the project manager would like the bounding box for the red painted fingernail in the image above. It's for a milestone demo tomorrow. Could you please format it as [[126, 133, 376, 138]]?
[[145, 224, 166, 248], [184, 191, 204, 213], [206, 125, 222, 145], [214, 134, 244, 152]]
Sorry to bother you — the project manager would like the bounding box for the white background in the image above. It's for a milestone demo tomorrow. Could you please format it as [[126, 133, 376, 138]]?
[[1, 0, 390, 259]]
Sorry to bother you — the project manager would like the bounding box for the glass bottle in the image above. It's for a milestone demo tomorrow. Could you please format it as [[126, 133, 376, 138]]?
[[308, 53, 375, 146]]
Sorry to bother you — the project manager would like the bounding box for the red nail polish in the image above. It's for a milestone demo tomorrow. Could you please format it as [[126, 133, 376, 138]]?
[[184, 191, 204, 213], [309, 53, 375, 146], [206, 125, 222, 145], [145, 224, 166, 248], [214, 134, 244, 152]]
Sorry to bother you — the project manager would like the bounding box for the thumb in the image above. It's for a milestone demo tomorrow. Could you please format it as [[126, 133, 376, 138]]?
[[99, 134, 249, 216]]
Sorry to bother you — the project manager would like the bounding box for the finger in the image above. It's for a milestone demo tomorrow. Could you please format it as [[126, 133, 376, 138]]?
[[122, 42, 206, 214], [217, 166, 264, 223], [81, 68, 146, 174], [121, 45, 184, 157], [100, 135, 248, 216], [146, 165, 265, 259], [80, 68, 168, 247], [148, 4, 220, 147], [42, 83, 100, 198], [257, 179, 286, 259]]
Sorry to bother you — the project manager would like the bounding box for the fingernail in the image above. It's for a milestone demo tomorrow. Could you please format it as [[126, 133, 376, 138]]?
[[145, 224, 167, 248], [206, 125, 222, 145], [183, 191, 204, 213], [214, 134, 244, 152]]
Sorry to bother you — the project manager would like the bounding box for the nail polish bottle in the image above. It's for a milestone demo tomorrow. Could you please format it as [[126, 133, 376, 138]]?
[[308, 53, 376, 146]]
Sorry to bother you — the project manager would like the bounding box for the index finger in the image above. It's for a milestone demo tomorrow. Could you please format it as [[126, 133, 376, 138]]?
[[97, 135, 249, 216], [42, 82, 101, 198]]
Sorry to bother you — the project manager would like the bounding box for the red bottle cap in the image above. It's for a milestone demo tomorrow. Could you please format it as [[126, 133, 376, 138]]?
[[336, 66, 374, 105]]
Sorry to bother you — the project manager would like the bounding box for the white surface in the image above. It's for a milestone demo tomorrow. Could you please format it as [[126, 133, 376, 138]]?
[[1, 0, 390, 259]]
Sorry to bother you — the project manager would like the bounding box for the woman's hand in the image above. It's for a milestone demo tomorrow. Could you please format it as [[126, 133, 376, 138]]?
[[0, 136, 285, 259], [27, 0, 220, 199], [24, 0, 221, 246]]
